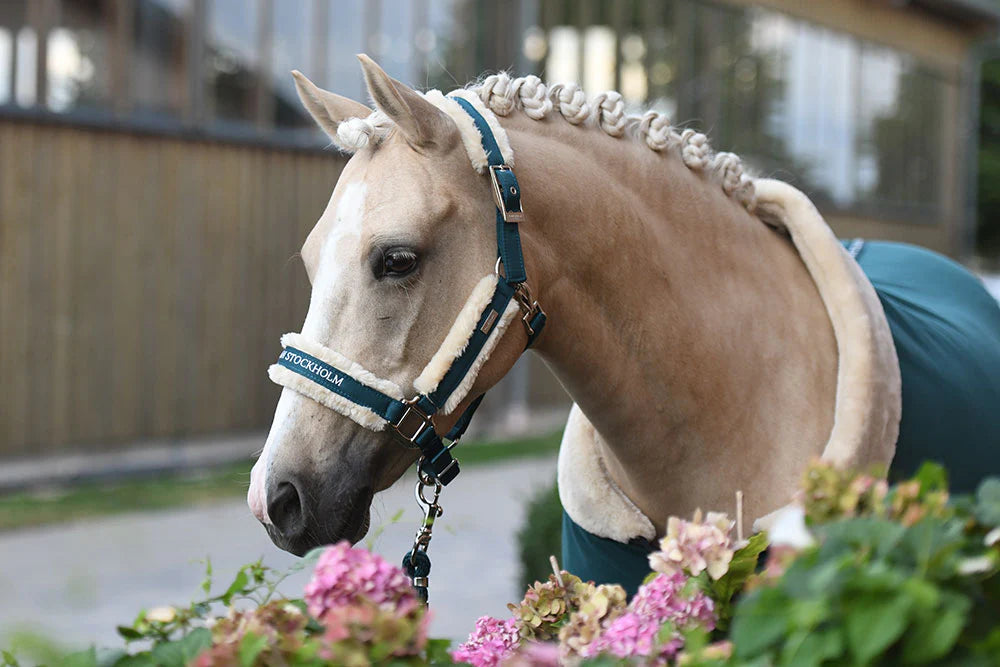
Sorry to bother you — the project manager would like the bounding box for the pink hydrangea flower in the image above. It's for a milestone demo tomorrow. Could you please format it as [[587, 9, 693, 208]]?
[[452, 616, 521, 667], [582, 611, 667, 660], [631, 571, 716, 630], [582, 573, 715, 663], [649, 509, 735, 580], [304, 541, 415, 617], [502, 641, 560, 666]]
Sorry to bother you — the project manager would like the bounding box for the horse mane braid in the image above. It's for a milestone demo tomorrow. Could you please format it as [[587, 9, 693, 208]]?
[[336, 72, 757, 212]]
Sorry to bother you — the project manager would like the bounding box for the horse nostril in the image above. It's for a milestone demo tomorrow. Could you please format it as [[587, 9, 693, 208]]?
[[267, 481, 304, 537]]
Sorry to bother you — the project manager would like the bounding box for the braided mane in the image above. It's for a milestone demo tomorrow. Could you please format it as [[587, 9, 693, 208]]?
[[335, 72, 756, 212]]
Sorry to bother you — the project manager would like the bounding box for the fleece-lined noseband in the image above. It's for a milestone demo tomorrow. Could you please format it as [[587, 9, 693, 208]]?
[[269, 93, 545, 487]]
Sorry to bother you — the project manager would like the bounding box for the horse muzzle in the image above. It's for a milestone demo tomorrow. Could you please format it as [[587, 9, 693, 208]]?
[[263, 472, 374, 556]]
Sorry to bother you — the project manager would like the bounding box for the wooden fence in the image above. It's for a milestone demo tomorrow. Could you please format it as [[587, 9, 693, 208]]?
[[0, 119, 344, 458]]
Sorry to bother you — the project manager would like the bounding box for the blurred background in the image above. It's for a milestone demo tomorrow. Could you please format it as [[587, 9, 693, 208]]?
[[1, 0, 999, 652]]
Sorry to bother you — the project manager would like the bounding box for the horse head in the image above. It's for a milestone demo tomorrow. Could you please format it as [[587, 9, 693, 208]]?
[[248, 56, 530, 555]]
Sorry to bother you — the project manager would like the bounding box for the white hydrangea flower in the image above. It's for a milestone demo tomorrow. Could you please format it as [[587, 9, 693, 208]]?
[[649, 509, 735, 580]]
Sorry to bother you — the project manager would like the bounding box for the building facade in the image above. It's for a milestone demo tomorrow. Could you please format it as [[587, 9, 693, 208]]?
[[0, 0, 996, 458]]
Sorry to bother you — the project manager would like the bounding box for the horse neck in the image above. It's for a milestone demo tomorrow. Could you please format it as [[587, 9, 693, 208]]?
[[508, 115, 838, 528]]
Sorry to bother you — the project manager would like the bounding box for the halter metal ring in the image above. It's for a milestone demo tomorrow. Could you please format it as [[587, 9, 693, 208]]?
[[393, 397, 433, 446]]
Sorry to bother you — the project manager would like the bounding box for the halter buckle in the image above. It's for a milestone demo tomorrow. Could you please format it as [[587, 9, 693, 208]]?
[[489, 165, 525, 224], [393, 398, 433, 443]]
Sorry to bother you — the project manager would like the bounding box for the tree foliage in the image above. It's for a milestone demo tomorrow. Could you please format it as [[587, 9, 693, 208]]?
[[979, 53, 1000, 261]]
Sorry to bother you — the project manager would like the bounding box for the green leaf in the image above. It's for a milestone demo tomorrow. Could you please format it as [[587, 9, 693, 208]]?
[[425, 638, 453, 665], [112, 654, 155, 667], [900, 516, 965, 572], [914, 462, 948, 493], [150, 628, 212, 667], [201, 557, 213, 596], [900, 592, 969, 662], [179, 628, 213, 658], [116, 626, 143, 641], [819, 517, 906, 559], [238, 632, 268, 667], [975, 478, 1000, 527], [731, 588, 790, 658], [779, 628, 843, 667], [221, 569, 250, 605], [711, 532, 769, 610], [844, 592, 913, 664], [1, 650, 20, 667], [60, 648, 98, 667]]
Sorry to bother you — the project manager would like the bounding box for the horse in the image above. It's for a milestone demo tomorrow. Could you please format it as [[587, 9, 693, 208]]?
[[247, 55, 1000, 595]]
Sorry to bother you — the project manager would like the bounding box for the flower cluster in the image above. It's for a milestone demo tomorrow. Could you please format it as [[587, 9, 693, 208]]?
[[557, 582, 628, 658], [508, 571, 592, 640], [305, 542, 428, 663], [501, 641, 561, 666], [456, 567, 720, 665], [889, 479, 949, 526], [801, 461, 890, 523], [800, 461, 951, 528], [649, 509, 736, 580], [194, 542, 428, 666], [451, 616, 521, 667], [194, 601, 308, 666], [318, 597, 428, 664], [581, 572, 716, 663], [304, 540, 416, 617], [457, 516, 730, 665]]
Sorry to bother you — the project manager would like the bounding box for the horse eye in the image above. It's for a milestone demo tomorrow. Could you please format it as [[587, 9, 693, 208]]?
[[382, 248, 418, 277]]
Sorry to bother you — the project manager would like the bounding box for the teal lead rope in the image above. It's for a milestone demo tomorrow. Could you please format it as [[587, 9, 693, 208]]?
[[402, 462, 443, 605]]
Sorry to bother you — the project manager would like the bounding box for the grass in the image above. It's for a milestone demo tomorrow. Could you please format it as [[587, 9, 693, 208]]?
[[0, 431, 562, 533]]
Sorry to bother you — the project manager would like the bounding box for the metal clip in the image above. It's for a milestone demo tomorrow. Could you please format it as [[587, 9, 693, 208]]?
[[411, 463, 442, 553], [514, 283, 545, 337], [489, 165, 525, 224]]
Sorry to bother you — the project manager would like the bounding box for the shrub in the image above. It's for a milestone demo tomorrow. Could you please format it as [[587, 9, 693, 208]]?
[[516, 478, 563, 590], [4, 462, 999, 666]]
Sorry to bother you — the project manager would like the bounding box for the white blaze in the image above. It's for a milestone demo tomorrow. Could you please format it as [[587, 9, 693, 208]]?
[[248, 181, 367, 525]]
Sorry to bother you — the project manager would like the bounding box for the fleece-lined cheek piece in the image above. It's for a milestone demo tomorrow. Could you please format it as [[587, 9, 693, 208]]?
[[413, 274, 520, 413]]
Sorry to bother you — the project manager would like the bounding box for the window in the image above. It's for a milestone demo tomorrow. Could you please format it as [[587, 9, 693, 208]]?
[[378, 0, 414, 84], [514, 0, 952, 222], [272, 0, 313, 128], [47, 0, 112, 112], [205, 0, 259, 126], [0, 28, 11, 104], [132, 0, 190, 117], [328, 0, 365, 101], [857, 47, 946, 219]]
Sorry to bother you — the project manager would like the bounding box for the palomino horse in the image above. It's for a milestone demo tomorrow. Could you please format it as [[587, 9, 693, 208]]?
[[248, 56, 1000, 594]]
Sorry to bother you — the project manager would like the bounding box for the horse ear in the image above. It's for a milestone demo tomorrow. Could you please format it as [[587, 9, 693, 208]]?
[[357, 54, 455, 150], [292, 70, 372, 140]]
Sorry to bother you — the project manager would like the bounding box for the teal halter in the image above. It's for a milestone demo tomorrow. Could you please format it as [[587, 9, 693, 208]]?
[[273, 97, 546, 486]]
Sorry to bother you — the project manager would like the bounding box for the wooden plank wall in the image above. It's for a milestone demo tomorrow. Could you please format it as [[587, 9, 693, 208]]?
[[0, 119, 343, 458]]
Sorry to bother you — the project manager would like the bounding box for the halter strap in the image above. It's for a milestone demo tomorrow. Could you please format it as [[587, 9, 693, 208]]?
[[452, 96, 527, 285], [270, 98, 546, 485]]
